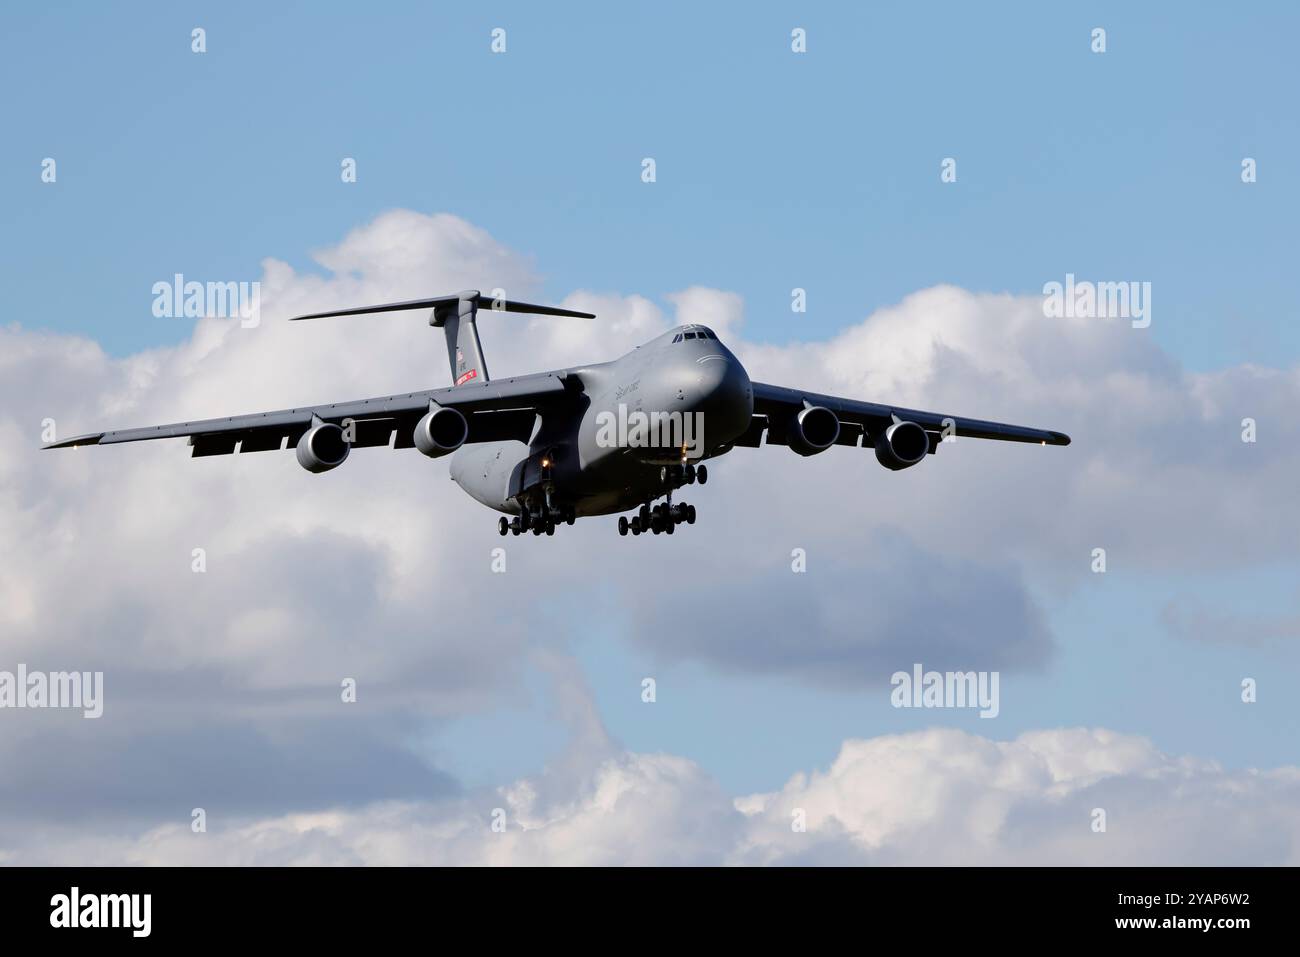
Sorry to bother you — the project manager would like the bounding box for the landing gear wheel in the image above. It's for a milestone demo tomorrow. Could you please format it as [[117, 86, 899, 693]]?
[[685, 464, 696, 484], [566, 506, 576, 525], [664, 519, 674, 534], [545, 520, 555, 536], [631, 517, 642, 535], [498, 517, 509, 536], [618, 516, 629, 536], [697, 464, 708, 485], [686, 504, 696, 524], [639, 504, 651, 524]]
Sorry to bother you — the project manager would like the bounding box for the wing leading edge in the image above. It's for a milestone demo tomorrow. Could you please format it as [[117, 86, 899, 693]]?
[[747, 381, 1070, 449]]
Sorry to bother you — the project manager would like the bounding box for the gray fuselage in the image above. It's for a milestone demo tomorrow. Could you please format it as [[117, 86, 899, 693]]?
[[448, 325, 752, 517]]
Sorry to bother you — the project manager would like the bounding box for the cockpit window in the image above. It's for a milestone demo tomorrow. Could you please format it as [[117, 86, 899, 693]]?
[[672, 334, 682, 343], [703, 330, 717, 340], [684, 331, 698, 340]]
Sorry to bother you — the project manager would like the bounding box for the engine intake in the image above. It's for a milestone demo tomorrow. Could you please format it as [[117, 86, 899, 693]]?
[[414, 406, 469, 458], [296, 422, 350, 473], [875, 420, 929, 471], [788, 404, 840, 456]]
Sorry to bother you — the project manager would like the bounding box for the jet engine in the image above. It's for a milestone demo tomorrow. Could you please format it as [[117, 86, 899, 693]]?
[[295, 422, 350, 473], [414, 405, 469, 458], [874, 420, 929, 471], [788, 405, 840, 456]]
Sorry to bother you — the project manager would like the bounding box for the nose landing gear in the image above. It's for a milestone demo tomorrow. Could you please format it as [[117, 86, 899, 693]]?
[[659, 463, 707, 488]]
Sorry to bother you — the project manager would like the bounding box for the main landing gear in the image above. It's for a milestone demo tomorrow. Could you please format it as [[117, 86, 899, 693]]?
[[618, 500, 697, 537], [499, 503, 576, 536], [618, 462, 707, 537]]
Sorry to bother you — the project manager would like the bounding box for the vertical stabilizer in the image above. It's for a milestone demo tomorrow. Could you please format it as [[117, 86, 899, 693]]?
[[434, 291, 490, 387]]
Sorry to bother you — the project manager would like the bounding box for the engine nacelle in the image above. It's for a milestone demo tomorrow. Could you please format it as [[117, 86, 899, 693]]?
[[413, 406, 469, 458], [788, 404, 840, 456], [295, 422, 350, 473], [874, 420, 929, 471]]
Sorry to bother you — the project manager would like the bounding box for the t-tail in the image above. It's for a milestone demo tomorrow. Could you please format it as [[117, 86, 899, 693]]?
[[290, 289, 594, 387]]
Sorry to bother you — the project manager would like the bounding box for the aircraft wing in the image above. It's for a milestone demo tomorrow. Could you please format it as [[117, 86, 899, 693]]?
[[43, 373, 576, 455], [742, 381, 1070, 450]]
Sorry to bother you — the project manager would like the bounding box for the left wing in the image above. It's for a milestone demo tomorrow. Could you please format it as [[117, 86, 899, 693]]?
[[43, 372, 577, 455], [740, 380, 1070, 452]]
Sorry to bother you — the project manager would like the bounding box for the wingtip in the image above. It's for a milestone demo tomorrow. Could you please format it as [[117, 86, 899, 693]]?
[[42, 433, 104, 450]]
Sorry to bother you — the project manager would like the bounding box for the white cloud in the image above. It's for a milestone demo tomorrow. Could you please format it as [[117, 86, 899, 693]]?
[[733, 727, 1300, 865], [9, 727, 1296, 866]]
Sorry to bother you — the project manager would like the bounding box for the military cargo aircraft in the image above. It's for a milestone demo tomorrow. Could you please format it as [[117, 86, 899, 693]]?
[[45, 290, 1070, 537]]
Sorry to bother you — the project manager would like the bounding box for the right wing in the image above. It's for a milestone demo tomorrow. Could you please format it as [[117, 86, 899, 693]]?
[[745, 380, 1071, 449], [43, 372, 578, 456]]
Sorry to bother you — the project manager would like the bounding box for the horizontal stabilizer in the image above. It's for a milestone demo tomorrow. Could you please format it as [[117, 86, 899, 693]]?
[[290, 290, 594, 323]]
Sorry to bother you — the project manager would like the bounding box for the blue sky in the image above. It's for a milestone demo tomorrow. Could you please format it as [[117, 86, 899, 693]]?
[[4, 2, 1297, 368], [4, 2, 1299, 847]]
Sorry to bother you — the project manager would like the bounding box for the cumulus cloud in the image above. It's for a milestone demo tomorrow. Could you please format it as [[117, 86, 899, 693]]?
[[3, 209, 1298, 861], [733, 727, 1300, 866], [730, 285, 1300, 579], [7, 727, 1296, 866]]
